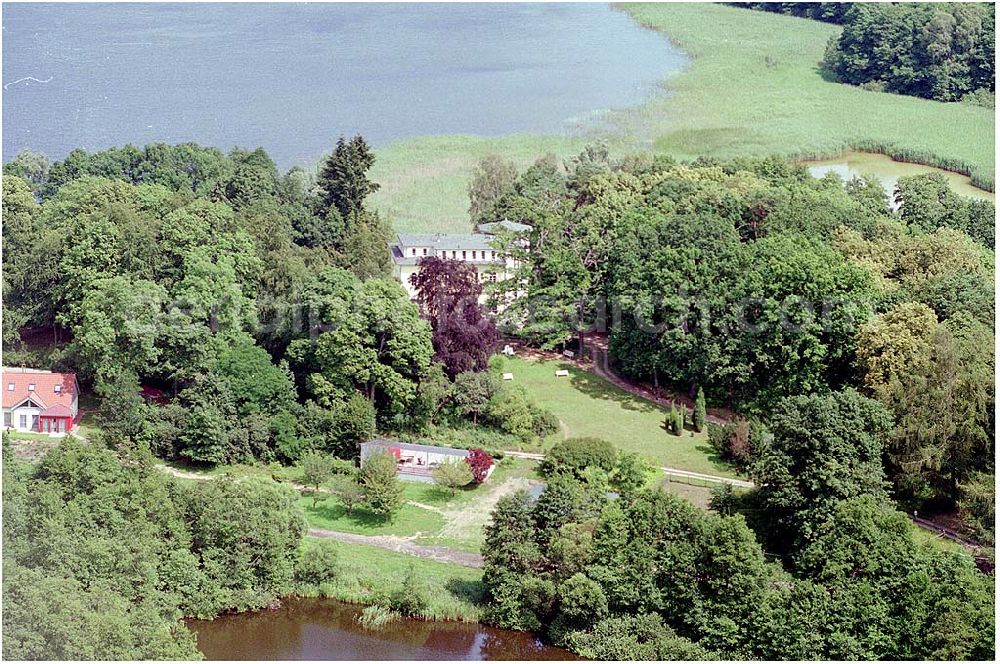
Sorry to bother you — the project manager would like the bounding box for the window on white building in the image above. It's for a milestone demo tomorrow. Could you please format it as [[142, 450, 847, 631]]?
[[490, 251, 496, 259], [19, 414, 27, 429], [451, 251, 456, 259], [462, 251, 467, 259], [422, 248, 427, 256], [472, 251, 477, 260], [3, 412, 11, 427], [411, 248, 417, 256]]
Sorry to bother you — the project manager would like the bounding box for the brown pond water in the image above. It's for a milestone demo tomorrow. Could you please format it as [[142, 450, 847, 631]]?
[[802, 152, 994, 203], [188, 598, 579, 661]]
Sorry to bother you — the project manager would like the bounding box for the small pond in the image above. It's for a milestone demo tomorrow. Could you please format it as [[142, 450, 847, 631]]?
[[188, 597, 579, 661], [802, 151, 994, 203]]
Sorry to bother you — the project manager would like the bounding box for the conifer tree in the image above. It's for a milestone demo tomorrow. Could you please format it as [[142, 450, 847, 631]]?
[[694, 387, 707, 433]]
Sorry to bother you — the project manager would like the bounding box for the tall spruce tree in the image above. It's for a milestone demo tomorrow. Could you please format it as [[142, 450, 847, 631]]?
[[318, 135, 380, 219], [694, 387, 707, 433]]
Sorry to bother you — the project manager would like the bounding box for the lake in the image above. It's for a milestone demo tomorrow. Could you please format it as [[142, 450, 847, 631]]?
[[187, 598, 578, 661], [803, 152, 994, 202], [1, 2, 685, 170]]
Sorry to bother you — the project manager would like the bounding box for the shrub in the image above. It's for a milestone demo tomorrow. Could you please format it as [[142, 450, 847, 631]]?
[[358, 452, 404, 521], [465, 448, 494, 483], [541, 437, 617, 478], [389, 567, 430, 617], [294, 540, 339, 586], [433, 458, 473, 495], [707, 418, 753, 467], [531, 406, 560, 437], [693, 387, 707, 433], [565, 613, 715, 660]]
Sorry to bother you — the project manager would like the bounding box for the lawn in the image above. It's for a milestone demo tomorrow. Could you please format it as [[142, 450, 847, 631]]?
[[303, 538, 485, 622], [368, 3, 994, 234], [499, 356, 737, 478], [301, 489, 447, 538], [175, 454, 540, 552]]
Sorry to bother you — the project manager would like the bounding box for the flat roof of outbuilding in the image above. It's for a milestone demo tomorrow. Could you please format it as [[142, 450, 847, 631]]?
[[361, 437, 470, 456]]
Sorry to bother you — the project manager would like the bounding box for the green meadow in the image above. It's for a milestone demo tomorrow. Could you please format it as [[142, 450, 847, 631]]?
[[369, 3, 994, 234], [501, 356, 736, 478]]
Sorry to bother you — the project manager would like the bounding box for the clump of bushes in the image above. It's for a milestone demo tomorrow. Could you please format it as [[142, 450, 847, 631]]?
[[485, 384, 559, 443], [707, 417, 773, 472], [357, 566, 431, 629], [465, 448, 494, 483], [541, 437, 617, 478], [665, 401, 686, 436], [294, 540, 339, 586], [413, 365, 558, 446], [565, 613, 716, 661]]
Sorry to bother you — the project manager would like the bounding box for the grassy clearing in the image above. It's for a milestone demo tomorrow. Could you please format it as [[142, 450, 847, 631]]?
[[301, 491, 446, 537], [500, 356, 736, 478], [370, 4, 994, 234], [181, 455, 539, 552], [304, 539, 485, 622], [912, 526, 974, 556]]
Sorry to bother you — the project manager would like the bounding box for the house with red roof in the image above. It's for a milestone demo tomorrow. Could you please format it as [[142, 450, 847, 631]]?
[[2, 367, 79, 436]]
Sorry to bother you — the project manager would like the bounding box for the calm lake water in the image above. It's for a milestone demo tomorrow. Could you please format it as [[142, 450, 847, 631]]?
[[803, 152, 994, 202], [187, 598, 578, 661], [2, 2, 685, 169]]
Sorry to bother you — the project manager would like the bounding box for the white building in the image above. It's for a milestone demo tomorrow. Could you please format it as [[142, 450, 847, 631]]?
[[389, 221, 530, 303]]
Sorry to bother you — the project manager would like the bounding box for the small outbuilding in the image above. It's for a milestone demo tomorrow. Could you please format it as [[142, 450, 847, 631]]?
[[359, 438, 496, 483]]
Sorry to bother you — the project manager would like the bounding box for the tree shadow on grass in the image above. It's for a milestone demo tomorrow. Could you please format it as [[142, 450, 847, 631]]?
[[445, 577, 487, 607], [694, 442, 735, 474], [564, 364, 659, 414], [305, 500, 390, 530], [412, 482, 475, 505]]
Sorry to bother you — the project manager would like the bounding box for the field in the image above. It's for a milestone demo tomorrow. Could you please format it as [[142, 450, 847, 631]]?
[[369, 3, 994, 233], [500, 356, 736, 478]]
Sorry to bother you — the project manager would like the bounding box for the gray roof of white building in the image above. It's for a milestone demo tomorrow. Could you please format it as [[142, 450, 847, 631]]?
[[397, 233, 495, 250], [390, 233, 500, 265]]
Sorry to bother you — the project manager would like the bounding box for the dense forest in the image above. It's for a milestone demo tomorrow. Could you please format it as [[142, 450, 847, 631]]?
[[482, 148, 994, 535], [2, 139, 995, 659], [481, 430, 994, 659], [2, 142, 553, 467], [2, 438, 312, 659], [736, 2, 995, 105]]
